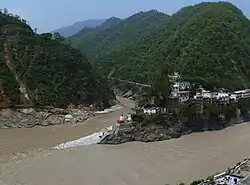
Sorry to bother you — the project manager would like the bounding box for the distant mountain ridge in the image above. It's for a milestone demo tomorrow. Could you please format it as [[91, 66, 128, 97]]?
[[52, 19, 106, 37]]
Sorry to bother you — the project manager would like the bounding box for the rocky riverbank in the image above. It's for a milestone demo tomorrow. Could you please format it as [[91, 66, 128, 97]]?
[[99, 122, 192, 144], [184, 157, 250, 185], [99, 113, 248, 145], [0, 107, 95, 129]]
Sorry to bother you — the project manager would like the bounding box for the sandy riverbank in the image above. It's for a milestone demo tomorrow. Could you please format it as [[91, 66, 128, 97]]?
[[1, 98, 250, 185]]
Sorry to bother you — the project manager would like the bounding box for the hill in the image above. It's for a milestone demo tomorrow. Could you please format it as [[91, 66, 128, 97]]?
[[0, 11, 115, 109], [68, 17, 123, 59], [149, 2, 250, 90], [68, 10, 170, 82], [69, 2, 250, 91], [52, 19, 106, 37]]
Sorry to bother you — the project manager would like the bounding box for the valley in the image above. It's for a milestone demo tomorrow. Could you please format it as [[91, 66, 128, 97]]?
[[1, 1, 250, 185]]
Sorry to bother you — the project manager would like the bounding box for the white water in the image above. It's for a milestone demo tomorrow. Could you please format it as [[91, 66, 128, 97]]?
[[54, 104, 122, 149], [54, 125, 114, 149], [94, 105, 122, 114], [54, 132, 102, 149]]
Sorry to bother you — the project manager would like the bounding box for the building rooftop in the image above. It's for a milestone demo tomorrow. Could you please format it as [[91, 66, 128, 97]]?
[[234, 89, 250, 94]]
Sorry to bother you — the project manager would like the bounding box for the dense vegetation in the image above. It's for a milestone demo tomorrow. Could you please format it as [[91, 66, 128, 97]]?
[[0, 9, 115, 109], [68, 10, 170, 83], [150, 2, 250, 90], [69, 2, 250, 91]]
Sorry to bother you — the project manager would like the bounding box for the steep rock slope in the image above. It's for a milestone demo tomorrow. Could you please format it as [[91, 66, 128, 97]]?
[[0, 12, 114, 109]]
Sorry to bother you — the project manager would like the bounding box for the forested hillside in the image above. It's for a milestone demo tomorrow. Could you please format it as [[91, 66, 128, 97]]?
[[0, 10, 115, 109], [149, 2, 250, 90], [69, 2, 250, 91], [68, 10, 170, 82], [69, 17, 122, 59]]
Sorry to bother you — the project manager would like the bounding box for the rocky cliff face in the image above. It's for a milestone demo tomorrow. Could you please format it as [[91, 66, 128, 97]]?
[[0, 107, 95, 128]]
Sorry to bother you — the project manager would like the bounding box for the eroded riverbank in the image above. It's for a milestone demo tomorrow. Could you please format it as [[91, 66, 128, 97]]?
[[1, 98, 250, 185], [0, 97, 131, 160]]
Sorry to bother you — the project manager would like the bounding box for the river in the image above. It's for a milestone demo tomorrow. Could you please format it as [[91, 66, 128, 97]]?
[[1, 98, 250, 185]]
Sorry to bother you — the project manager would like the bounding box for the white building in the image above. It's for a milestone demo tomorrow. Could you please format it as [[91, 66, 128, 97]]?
[[213, 92, 229, 99], [171, 81, 191, 103], [194, 87, 212, 99], [172, 81, 191, 91], [194, 87, 238, 103], [142, 107, 167, 115], [168, 72, 180, 83], [234, 89, 250, 99], [143, 107, 157, 115], [229, 93, 237, 101]]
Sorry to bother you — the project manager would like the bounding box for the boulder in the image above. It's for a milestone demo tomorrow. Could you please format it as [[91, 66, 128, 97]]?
[[19, 108, 35, 114], [0, 106, 95, 128], [64, 114, 74, 122], [40, 112, 52, 119], [145, 133, 157, 142], [0, 108, 13, 117], [167, 127, 181, 138]]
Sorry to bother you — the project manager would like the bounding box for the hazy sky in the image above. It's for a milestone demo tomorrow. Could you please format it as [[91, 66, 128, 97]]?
[[1, 0, 249, 33]]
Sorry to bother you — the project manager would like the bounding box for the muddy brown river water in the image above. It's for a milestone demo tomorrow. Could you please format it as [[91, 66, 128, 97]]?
[[1, 98, 250, 185]]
